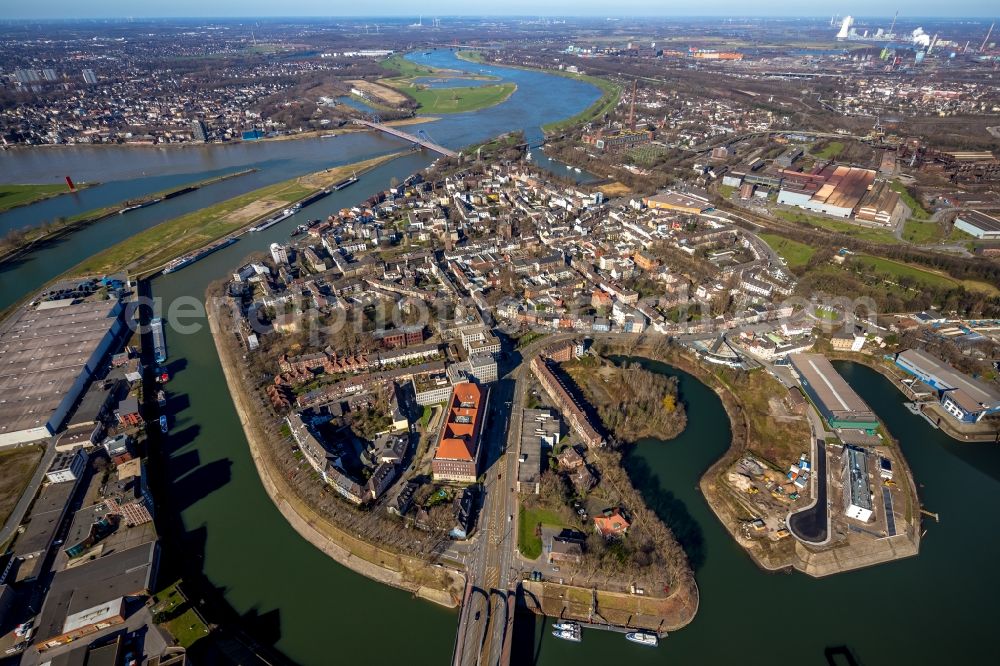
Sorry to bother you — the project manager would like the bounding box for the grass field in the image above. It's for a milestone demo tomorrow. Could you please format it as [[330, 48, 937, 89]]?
[[0, 445, 43, 526], [384, 80, 516, 114], [775, 209, 899, 244], [902, 220, 943, 244], [0, 183, 73, 213], [518, 505, 566, 560], [542, 72, 621, 134], [70, 153, 402, 276], [759, 233, 816, 268], [455, 50, 485, 63], [813, 141, 845, 160], [381, 54, 441, 78], [854, 254, 961, 289], [891, 181, 930, 220]]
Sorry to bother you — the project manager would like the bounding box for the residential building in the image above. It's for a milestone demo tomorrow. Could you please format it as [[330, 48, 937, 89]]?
[[270, 243, 289, 264], [594, 508, 631, 538], [412, 370, 455, 406], [46, 448, 88, 483]]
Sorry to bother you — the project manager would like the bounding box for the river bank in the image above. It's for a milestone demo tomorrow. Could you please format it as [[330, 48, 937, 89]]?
[[206, 293, 463, 609], [68, 151, 406, 277], [0, 168, 256, 266], [0, 181, 95, 213]]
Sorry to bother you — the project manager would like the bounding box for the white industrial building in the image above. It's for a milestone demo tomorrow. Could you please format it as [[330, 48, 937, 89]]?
[[844, 445, 874, 522], [45, 447, 89, 483], [954, 211, 1000, 240], [0, 299, 123, 446]]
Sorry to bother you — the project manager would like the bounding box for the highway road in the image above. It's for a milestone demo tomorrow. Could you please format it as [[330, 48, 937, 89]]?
[[453, 332, 575, 666]]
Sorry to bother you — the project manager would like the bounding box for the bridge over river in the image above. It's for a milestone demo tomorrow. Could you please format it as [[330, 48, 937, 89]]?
[[354, 119, 458, 157]]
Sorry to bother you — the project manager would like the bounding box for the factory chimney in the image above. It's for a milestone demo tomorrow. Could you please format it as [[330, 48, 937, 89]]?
[[836, 16, 853, 41], [980, 22, 994, 53], [628, 79, 638, 131]]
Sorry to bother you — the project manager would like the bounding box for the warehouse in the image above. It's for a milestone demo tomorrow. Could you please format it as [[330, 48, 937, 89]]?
[[643, 190, 713, 214], [790, 353, 880, 432], [894, 349, 1000, 423], [777, 165, 877, 219], [954, 210, 1000, 240], [843, 445, 874, 522], [0, 299, 123, 446], [856, 180, 903, 226]]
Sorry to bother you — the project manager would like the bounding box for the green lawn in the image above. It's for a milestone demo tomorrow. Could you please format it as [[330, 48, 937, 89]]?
[[542, 72, 621, 133], [72, 178, 311, 275], [717, 184, 735, 199], [813, 141, 844, 160], [456, 50, 486, 63], [774, 209, 899, 244], [759, 233, 816, 268], [70, 154, 396, 276], [152, 582, 211, 648], [0, 445, 43, 526], [853, 254, 958, 289], [0, 183, 72, 212], [381, 54, 441, 77], [384, 81, 516, 114], [518, 505, 566, 560], [901, 220, 943, 244], [890, 181, 930, 220]]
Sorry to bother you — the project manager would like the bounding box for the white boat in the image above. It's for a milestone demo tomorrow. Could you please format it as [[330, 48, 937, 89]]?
[[573, 167, 582, 172], [526, 152, 532, 159], [552, 629, 581, 643], [553, 622, 578, 632], [625, 632, 658, 647]]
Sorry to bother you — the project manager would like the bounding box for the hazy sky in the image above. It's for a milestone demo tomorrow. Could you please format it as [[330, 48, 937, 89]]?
[[4, 2, 997, 19]]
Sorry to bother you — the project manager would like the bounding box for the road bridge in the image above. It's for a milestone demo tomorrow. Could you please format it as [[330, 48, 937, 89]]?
[[354, 119, 457, 157], [449, 333, 579, 666]]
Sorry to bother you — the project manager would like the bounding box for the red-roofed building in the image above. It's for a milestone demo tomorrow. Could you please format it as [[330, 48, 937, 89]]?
[[594, 508, 631, 539], [432, 383, 490, 484]]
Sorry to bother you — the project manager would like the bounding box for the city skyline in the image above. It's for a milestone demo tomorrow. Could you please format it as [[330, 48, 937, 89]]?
[[3, 2, 998, 20]]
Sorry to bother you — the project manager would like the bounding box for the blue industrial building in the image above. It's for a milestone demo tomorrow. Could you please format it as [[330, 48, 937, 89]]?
[[894, 349, 1000, 423]]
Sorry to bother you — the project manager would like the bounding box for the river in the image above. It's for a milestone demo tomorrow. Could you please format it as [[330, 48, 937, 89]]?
[[4, 50, 997, 665], [0, 48, 600, 311]]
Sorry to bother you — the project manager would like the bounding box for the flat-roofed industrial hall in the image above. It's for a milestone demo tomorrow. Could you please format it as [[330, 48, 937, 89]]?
[[0, 298, 123, 445], [790, 353, 880, 432]]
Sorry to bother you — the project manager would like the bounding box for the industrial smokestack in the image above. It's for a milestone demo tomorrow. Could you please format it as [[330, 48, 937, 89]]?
[[836, 16, 853, 41], [981, 22, 994, 53]]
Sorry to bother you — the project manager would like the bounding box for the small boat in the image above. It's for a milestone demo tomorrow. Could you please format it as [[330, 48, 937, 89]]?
[[552, 629, 581, 642], [552, 622, 578, 632], [157, 372, 169, 384], [573, 167, 582, 172], [625, 632, 658, 647], [526, 151, 532, 159], [159, 415, 168, 434], [157, 390, 167, 407]]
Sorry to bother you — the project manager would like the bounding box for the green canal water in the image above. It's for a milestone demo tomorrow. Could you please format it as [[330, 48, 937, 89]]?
[[527, 358, 997, 665]]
